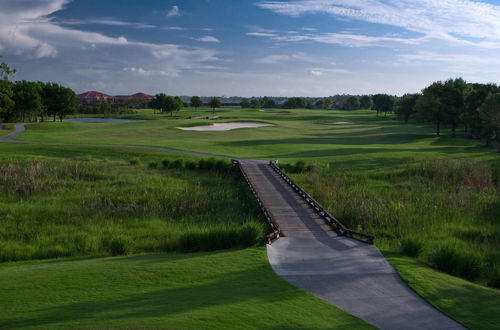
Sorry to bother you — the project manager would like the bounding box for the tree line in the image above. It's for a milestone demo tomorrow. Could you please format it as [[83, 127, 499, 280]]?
[[0, 58, 77, 123], [149, 95, 221, 116]]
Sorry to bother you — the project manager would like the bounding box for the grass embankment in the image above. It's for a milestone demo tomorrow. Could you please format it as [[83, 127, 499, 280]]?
[[0, 248, 373, 329], [0, 147, 265, 262]]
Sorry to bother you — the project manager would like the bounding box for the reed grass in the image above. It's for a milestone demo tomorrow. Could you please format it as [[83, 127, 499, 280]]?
[[0, 157, 265, 262]]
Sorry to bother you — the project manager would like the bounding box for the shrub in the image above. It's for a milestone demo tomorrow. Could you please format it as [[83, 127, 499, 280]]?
[[148, 161, 158, 169], [172, 159, 184, 169], [486, 265, 500, 288], [198, 159, 207, 170], [185, 161, 197, 170], [429, 242, 483, 281], [101, 235, 130, 256], [162, 159, 171, 168], [400, 236, 425, 258], [205, 158, 216, 170], [129, 158, 141, 166], [294, 161, 306, 173], [215, 160, 230, 172]]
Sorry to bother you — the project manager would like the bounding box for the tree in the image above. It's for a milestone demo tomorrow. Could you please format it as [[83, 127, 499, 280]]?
[[479, 93, 500, 147], [190, 96, 203, 110], [174, 96, 183, 113], [372, 94, 394, 117], [0, 80, 14, 122], [345, 96, 360, 110], [464, 83, 498, 137], [442, 78, 467, 137], [149, 93, 178, 117], [0, 56, 16, 81], [415, 81, 445, 136], [240, 98, 250, 108], [394, 93, 420, 122], [250, 98, 262, 109], [208, 97, 221, 115], [261, 96, 276, 108], [283, 97, 306, 109], [359, 95, 372, 109], [13, 81, 42, 122], [98, 99, 112, 118], [57, 87, 77, 122]]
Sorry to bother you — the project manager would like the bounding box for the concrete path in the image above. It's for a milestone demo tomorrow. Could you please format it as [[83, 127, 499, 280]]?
[[238, 162, 465, 330], [3, 123, 466, 329]]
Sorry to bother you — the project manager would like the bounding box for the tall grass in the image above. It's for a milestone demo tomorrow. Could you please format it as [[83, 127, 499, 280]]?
[[293, 159, 500, 288], [0, 158, 265, 262]]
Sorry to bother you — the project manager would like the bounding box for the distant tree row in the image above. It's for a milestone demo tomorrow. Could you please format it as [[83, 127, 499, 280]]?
[[0, 60, 77, 123]]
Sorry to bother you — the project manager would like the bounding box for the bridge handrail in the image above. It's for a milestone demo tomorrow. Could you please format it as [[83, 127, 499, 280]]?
[[269, 161, 374, 244], [232, 160, 280, 244]]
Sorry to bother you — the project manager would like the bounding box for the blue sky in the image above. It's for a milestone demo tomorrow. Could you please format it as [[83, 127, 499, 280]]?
[[1, 0, 500, 96]]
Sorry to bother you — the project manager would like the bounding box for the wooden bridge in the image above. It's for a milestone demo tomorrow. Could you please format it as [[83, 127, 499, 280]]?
[[234, 159, 464, 330]]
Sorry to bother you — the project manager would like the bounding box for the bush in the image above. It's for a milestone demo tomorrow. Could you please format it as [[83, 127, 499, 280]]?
[[185, 161, 197, 170], [486, 265, 500, 288], [198, 159, 207, 170], [429, 242, 483, 281], [129, 158, 141, 166], [205, 158, 216, 170], [215, 160, 231, 172], [101, 235, 130, 256], [162, 159, 171, 168], [400, 236, 425, 258], [148, 161, 158, 169], [294, 161, 306, 173], [172, 159, 184, 169]]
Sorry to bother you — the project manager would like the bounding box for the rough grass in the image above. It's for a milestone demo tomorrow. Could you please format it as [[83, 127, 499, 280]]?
[[293, 158, 500, 288], [0, 248, 373, 329], [0, 157, 265, 262]]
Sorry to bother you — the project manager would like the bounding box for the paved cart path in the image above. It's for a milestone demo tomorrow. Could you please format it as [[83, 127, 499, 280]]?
[[239, 160, 465, 330], [2, 124, 465, 329]]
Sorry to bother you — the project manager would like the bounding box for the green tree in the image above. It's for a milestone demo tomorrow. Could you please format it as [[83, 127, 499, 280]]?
[[208, 97, 221, 115], [150, 93, 179, 117], [250, 98, 262, 109], [240, 98, 250, 108], [415, 81, 445, 136], [0, 56, 16, 122], [359, 95, 372, 109], [57, 87, 77, 122], [479, 93, 500, 147], [345, 96, 360, 110], [442, 78, 467, 137], [395, 93, 420, 122], [174, 96, 184, 113], [261, 97, 276, 108], [372, 94, 394, 117], [190, 96, 203, 110], [283, 97, 305, 109], [13, 81, 42, 122], [98, 99, 112, 118], [0, 56, 16, 81], [464, 83, 498, 137]]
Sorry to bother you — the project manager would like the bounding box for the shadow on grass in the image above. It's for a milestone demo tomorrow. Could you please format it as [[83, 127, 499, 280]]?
[[0, 264, 300, 328]]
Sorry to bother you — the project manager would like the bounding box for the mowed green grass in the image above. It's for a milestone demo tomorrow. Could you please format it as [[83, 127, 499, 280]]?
[[17, 107, 491, 167], [0, 248, 373, 329], [1, 108, 499, 328]]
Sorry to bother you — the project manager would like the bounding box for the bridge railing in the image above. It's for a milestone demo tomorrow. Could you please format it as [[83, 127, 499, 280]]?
[[269, 161, 374, 244], [232, 160, 280, 244]]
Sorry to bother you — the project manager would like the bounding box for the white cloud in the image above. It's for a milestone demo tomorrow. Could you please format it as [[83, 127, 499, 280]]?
[[256, 0, 500, 48], [0, 0, 222, 80], [247, 32, 277, 37], [254, 53, 316, 64], [193, 36, 220, 43], [167, 5, 180, 17], [308, 67, 352, 76], [61, 18, 156, 29]]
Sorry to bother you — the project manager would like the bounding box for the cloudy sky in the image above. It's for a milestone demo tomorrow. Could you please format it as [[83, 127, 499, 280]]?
[[2, 0, 500, 96]]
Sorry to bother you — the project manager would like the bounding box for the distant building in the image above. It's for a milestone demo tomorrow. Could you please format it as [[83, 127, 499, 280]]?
[[77, 91, 153, 105]]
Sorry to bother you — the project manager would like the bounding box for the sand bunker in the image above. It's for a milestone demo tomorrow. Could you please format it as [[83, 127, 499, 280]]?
[[178, 122, 272, 131], [317, 121, 354, 125]]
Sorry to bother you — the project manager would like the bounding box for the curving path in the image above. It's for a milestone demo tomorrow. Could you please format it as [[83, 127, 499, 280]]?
[[2, 123, 465, 329]]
